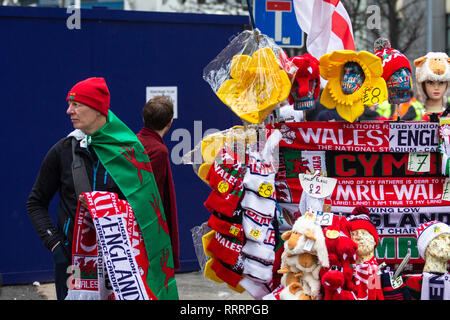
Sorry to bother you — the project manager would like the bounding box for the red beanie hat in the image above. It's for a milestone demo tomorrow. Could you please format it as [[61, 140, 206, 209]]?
[[67, 77, 110, 116], [348, 206, 379, 245], [373, 38, 411, 82]]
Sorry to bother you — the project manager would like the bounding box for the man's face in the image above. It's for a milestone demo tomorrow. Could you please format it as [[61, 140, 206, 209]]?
[[66, 100, 103, 134]]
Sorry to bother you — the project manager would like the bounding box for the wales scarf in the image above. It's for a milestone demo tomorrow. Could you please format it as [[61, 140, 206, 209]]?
[[78, 110, 178, 300]]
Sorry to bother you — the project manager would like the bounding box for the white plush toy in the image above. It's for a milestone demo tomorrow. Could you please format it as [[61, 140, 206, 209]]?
[[279, 282, 311, 300], [281, 212, 329, 268]]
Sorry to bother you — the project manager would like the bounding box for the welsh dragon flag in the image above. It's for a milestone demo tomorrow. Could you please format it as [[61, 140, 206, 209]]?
[[87, 110, 178, 300]]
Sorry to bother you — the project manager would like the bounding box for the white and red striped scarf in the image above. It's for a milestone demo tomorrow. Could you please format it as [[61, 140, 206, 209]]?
[[353, 256, 384, 300], [66, 191, 156, 300]]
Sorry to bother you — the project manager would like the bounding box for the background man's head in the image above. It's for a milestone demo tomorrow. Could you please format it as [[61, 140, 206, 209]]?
[[142, 95, 174, 135]]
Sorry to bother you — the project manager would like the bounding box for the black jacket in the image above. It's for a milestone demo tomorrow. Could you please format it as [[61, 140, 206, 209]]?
[[26, 134, 125, 255]]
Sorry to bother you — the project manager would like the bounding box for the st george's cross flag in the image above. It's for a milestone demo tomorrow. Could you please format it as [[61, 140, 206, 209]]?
[[293, 0, 356, 60]]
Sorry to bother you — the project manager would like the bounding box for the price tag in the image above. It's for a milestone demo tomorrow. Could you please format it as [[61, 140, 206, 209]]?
[[303, 239, 315, 252], [299, 172, 337, 199], [258, 182, 274, 198], [218, 180, 230, 194], [229, 225, 241, 236], [315, 211, 333, 226], [407, 153, 430, 173], [249, 229, 261, 240], [390, 274, 404, 289], [442, 178, 450, 201]]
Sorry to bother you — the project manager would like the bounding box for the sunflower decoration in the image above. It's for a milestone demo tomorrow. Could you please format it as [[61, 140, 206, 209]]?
[[216, 47, 292, 124], [319, 50, 388, 123]]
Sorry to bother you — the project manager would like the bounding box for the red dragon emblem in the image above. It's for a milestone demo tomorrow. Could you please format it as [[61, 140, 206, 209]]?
[[120, 146, 153, 184]]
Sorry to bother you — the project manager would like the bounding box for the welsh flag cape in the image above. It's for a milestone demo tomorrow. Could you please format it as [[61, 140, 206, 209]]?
[[87, 110, 178, 300]]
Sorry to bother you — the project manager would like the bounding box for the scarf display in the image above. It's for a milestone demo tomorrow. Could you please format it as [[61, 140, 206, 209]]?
[[193, 28, 450, 300], [85, 111, 178, 300], [274, 121, 439, 153], [66, 191, 153, 300], [421, 272, 450, 300], [439, 119, 450, 175]]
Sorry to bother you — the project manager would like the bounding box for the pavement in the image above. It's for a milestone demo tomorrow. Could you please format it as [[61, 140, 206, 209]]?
[[0, 271, 253, 300]]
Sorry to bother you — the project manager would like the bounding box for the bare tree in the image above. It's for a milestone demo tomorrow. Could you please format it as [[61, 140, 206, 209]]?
[[341, 0, 425, 55], [371, 0, 425, 54]]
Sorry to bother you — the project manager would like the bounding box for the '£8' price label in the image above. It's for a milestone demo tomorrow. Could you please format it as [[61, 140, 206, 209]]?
[[258, 182, 273, 198]]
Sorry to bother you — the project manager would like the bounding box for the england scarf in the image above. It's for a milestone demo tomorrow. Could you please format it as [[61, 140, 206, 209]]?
[[66, 191, 154, 300]]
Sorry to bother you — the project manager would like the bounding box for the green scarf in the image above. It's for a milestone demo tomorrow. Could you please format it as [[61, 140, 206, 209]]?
[[88, 110, 178, 300]]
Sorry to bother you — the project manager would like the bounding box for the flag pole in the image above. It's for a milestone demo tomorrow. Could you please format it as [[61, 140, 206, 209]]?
[[246, 0, 256, 29]]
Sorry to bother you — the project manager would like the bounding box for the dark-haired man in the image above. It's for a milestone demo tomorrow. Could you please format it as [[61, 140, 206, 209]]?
[[137, 95, 180, 269]]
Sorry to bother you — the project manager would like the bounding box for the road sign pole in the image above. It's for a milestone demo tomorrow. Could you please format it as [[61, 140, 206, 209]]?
[[275, 11, 282, 42]]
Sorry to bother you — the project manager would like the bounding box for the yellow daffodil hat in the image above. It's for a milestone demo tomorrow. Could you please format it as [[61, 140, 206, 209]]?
[[216, 47, 292, 124], [319, 50, 388, 123]]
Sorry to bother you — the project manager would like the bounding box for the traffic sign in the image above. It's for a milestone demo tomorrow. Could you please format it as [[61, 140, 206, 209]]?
[[253, 0, 304, 48]]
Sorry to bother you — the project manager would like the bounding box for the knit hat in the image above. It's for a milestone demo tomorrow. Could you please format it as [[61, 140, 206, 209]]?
[[210, 257, 244, 288], [239, 276, 271, 300], [204, 187, 243, 218], [242, 210, 271, 244], [288, 53, 321, 110], [374, 38, 412, 104], [203, 258, 246, 293], [374, 38, 412, 82], [242, 256, 274, 283], [206, 230, 244, 266], [242, 226, 276, 263], [415, 220, 450, 259], [206, 148, 244, 197], [67, 77, 110, 116], [347, 206, 379, 246], [207, 210, 244, 241], [240, 189, 276, 218]]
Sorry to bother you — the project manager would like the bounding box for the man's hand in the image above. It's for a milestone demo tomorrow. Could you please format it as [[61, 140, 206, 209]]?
[[78, 194, 88, 209]]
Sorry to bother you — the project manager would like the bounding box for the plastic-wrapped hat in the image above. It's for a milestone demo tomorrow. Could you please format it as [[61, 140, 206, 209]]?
[[288, 53, 321, 110], [374, 38, 413, 104], [414, 52, 450, 104]]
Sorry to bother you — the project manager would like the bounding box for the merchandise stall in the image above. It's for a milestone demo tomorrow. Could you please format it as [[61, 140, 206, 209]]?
[[185, 28, 450, 301]]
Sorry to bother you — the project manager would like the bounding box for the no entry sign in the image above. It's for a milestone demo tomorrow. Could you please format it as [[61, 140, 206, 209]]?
[[266, 1, 292, 12], [253, 0, 303, 48]]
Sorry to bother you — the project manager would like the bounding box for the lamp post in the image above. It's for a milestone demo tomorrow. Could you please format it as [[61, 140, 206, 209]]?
[[427, 0, 432, 52]]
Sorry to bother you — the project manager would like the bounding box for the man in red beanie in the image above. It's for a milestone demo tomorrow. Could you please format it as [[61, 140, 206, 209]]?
[[26, 77, 125, 300], [27, 77, 179, 300]]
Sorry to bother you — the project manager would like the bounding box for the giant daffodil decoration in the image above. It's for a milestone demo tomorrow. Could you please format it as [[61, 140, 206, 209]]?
[[320, 50, 388, 123], [216, 47, 292, 124]]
